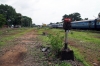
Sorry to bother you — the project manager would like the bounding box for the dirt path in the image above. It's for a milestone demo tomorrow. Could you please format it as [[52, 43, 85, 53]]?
[[0, 29, 42, 66]]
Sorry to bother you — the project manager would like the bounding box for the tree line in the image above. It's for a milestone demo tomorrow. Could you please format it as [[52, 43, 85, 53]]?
[[0, 4, 32, 28], [62, 13, 89, 22], [49, 13, 89, 25]]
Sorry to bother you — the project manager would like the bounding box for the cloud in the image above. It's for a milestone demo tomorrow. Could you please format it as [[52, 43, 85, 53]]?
[[0, 0, 100, 25]]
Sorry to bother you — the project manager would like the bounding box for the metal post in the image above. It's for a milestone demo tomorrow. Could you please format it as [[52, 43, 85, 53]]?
[[64, 30, 69, 50]]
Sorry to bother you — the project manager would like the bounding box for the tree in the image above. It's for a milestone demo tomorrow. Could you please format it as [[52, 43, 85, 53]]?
[[0, 4, 17, 26], [62, 12, 82, 22], [0, 14, 6, 27], [14, 13, 22, 26], [0, 4, 33, 27], [56, 22, 60, 24], [62, 14, 68, 21], [0, 4, 18, 27], [69, 12, 82, 21], [21, 16, 32, 27], [84, 18, 88, 20], [50, 22, 53, 25], [32, 23, 36, 27]]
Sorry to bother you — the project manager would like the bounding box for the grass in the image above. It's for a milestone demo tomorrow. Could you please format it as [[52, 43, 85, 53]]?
[[67, 30, 100, 66], [1, 27, 98, 66], [69, 30, 100, 52], [0, 28, 33, 46], [37, 28, 100, 66], [69, 46, 91, 66], [37, 28, 73, 66], [55, 61, 71, 66], [69, 30, 100, 44]]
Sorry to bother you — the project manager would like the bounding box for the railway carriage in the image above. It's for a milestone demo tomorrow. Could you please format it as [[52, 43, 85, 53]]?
[[50, 18, 100, 30], [71, 20, 95, 29], [50, 23, 63, 28], [71, 19, 100, 30], [97, 18, 100, 29]]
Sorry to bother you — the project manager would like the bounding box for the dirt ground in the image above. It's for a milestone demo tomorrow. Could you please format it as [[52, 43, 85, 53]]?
[[0, 28, 95, 66], [0, 29, 42, 66]]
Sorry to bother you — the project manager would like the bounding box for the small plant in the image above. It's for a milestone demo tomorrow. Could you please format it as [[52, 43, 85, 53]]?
[[55, 61, 71, 66], [48, 33, 64, 54], [97, 57, 100, 61]]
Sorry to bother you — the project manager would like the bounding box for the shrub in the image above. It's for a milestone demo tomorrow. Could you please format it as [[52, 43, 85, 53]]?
[[48, 33, 64, 54]]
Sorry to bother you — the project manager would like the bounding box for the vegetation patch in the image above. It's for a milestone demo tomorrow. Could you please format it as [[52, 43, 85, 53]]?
[[37, 28, 91, 66], [0, 28, 33, 46], [69, 30, 100, 44], [69, 46, 91, 66]]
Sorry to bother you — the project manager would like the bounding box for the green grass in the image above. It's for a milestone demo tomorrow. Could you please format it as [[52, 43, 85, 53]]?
[[37, 28, 72, 66], [69, 31, 100, 44], [69, 46, 91, 66], [68, 30, 100, 52], [1, 28, 98, 66], [55, 61, 71, 66], [0, 28, 33, 46], [37, 28, 97, 66]]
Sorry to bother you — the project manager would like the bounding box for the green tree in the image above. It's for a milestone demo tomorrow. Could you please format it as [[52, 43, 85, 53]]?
[[68, 12, 82, 21], [0, 4, 33, 27], [84, 18, 88, 20], [62, 14, 69, 21], [21, 16, 32, 27], [0, 14, 6, 27], [56, 22, 60, 24], [14, 13, 22, 26], [62, 12, 82, 22], [0, 4, 17, 26], [49, 22, 53, 25]]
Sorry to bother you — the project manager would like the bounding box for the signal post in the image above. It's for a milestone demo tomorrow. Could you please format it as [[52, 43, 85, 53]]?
[[60, 18, 74, 60]]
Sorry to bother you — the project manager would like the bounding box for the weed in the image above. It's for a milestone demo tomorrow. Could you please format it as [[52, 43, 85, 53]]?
[[55, 61, 71, 66], [97, 57, 100, 61], [48, 33, 64, 54]]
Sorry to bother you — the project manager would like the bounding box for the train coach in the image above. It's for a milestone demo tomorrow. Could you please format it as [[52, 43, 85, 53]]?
[[50, 18, 100, 30], [71, 18, 100, 30], [49, 23, 63, 28]]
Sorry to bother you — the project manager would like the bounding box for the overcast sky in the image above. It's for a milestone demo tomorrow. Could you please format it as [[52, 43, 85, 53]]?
[[0, 0, 100, 25]]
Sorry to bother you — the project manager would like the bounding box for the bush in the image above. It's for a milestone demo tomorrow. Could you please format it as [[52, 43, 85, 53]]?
[[48, 33, 64, 54]]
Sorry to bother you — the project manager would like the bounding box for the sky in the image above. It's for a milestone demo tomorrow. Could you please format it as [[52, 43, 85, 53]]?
[[0, 0, 100, 25]]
